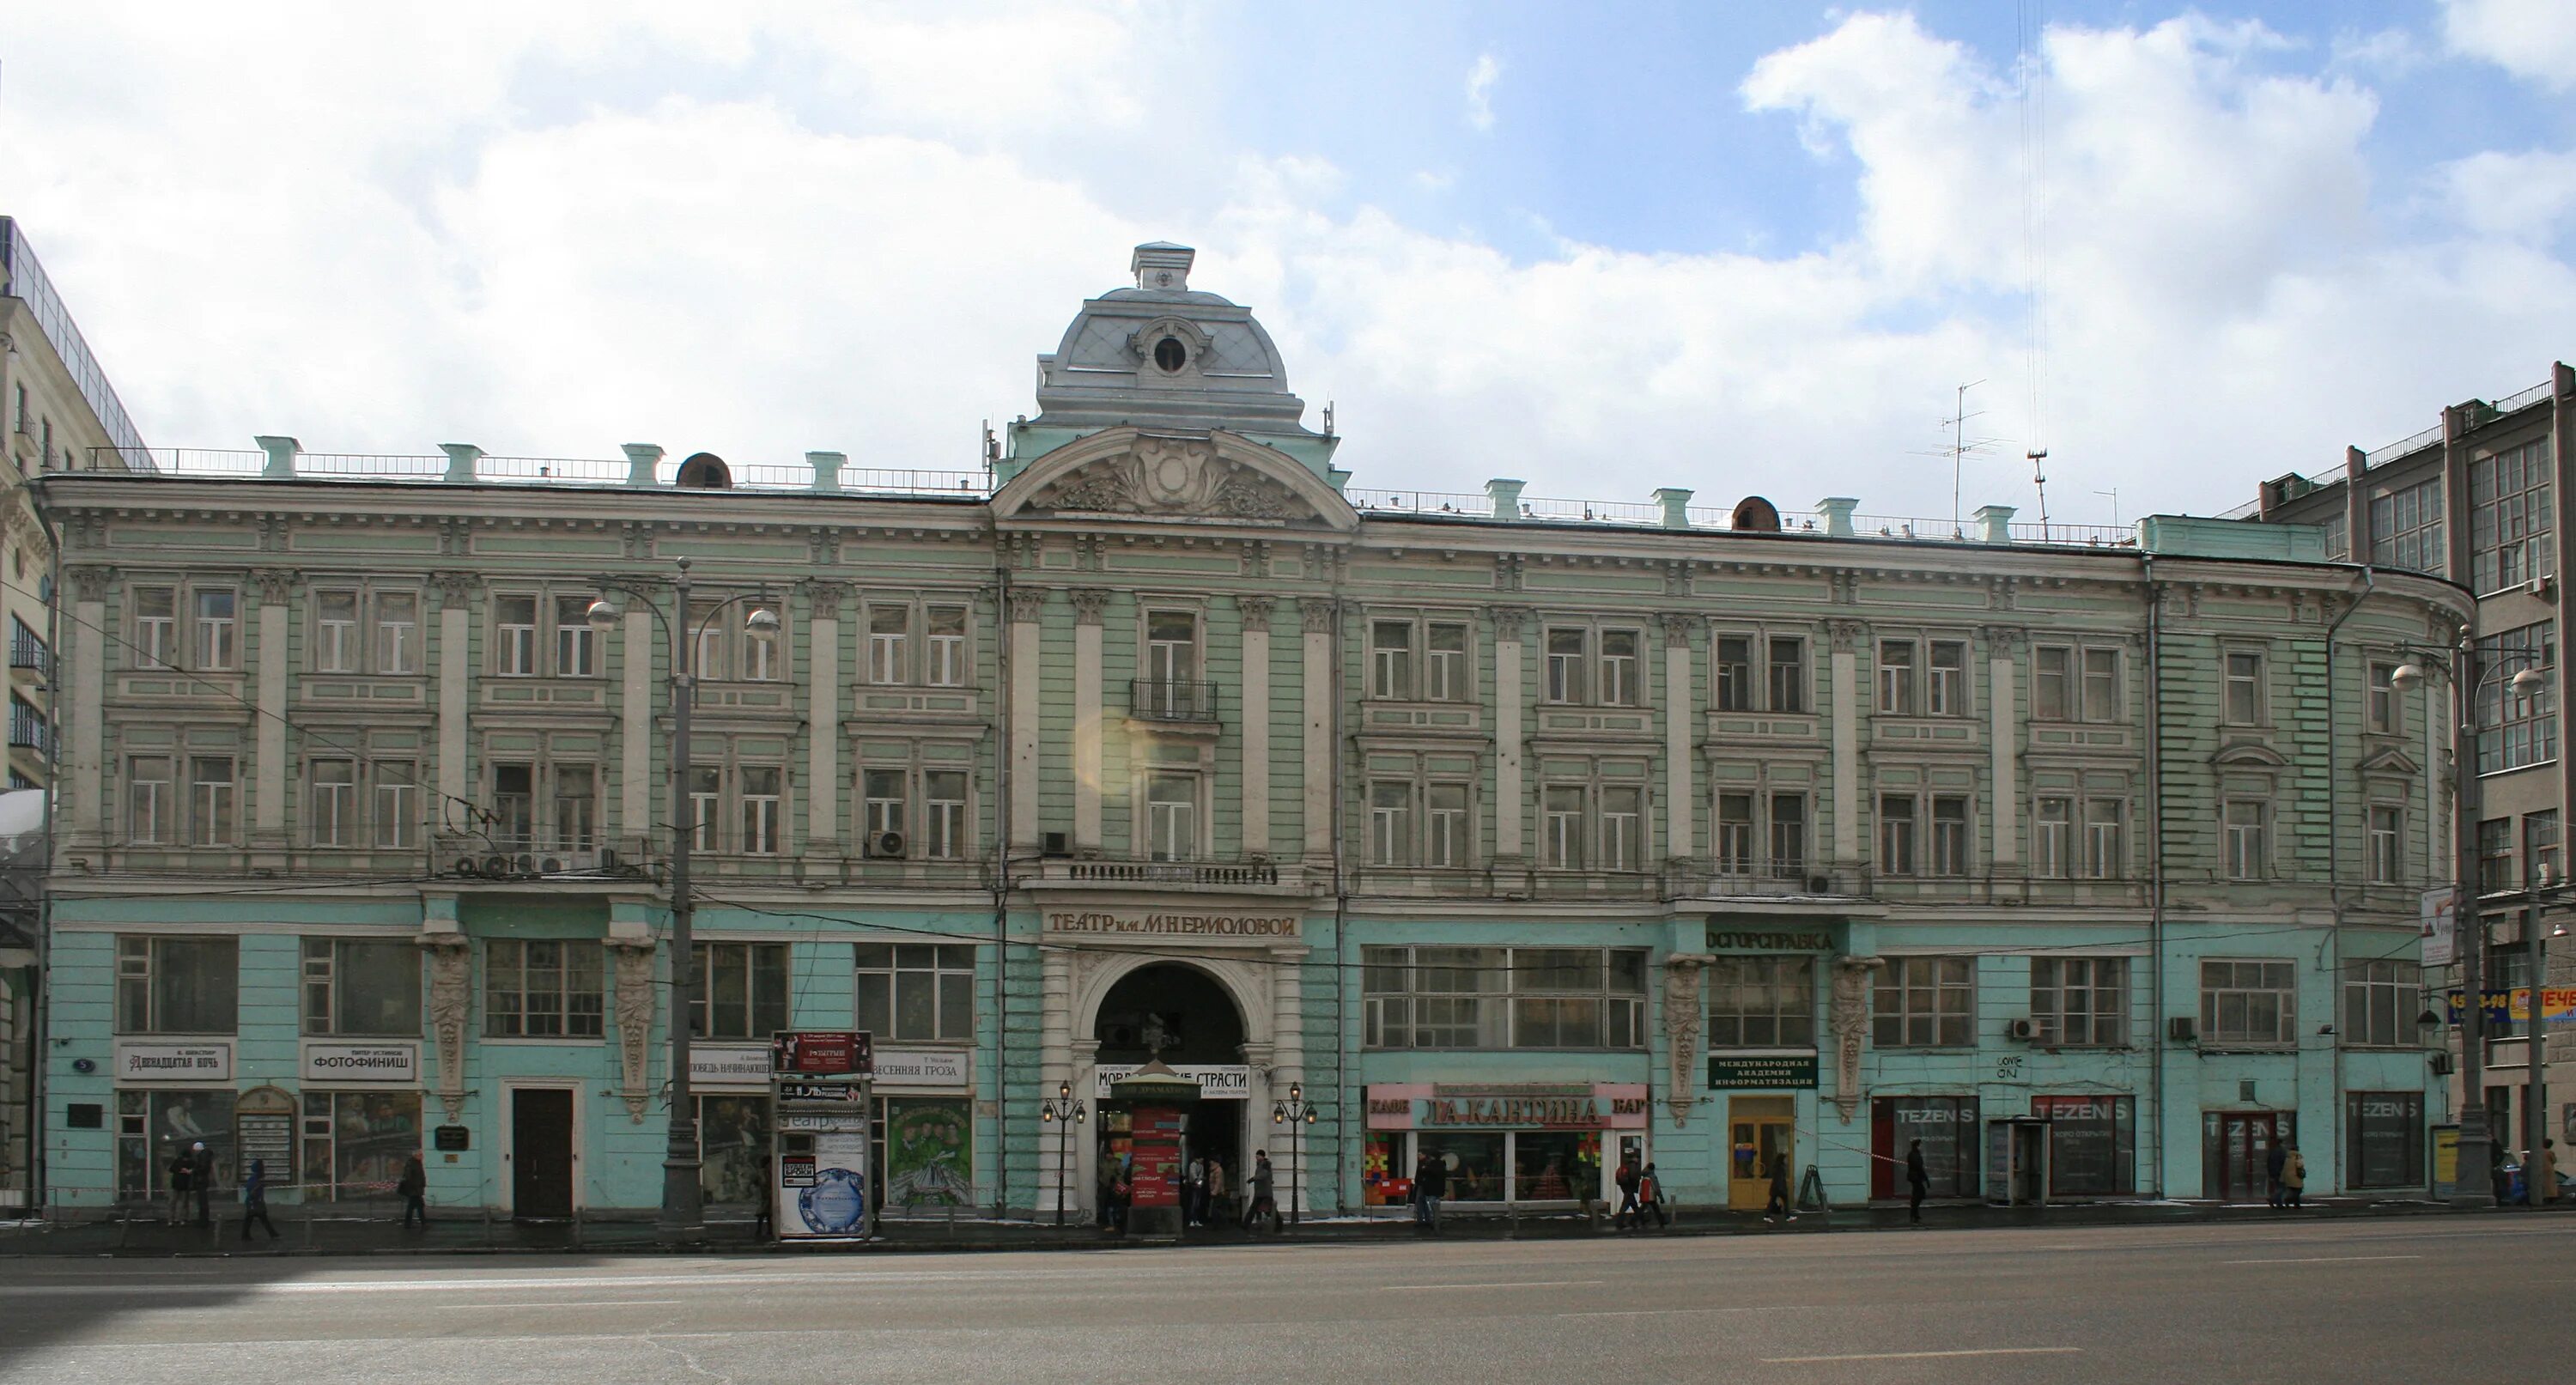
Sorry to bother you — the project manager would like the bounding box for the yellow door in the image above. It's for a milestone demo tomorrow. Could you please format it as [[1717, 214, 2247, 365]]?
[[1727, 1097, 1795, 1210]]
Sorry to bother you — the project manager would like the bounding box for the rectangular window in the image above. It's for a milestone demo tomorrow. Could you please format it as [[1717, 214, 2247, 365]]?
[[1510, 948, 1647, 1048], [189, 756, 236, 846], [492, 762, 533, 850], [1370, 621, 1415, 701], [2322, 513, 2350, 562], [299, 1090, 423, 1202], [2034, 797, 2071, 878], [1715, 635, 1753, 712], [1874, 1096, 1980, 1200], [1600, 785, 1643, 870], [554, 597, 597, 677], [374, 761, 416, 849], [1144, 610, 1197, 689], [2084, 799, 2126, 879], [2199, 959, 2297, 1047], [116, 935, 239, 1034], [316, 591, 360, 673], [2081, 648, 2120, 721], [193, 589, 238, 671], [1768, 636, 1807, 713], [1146, 772, 1196, 861], [2031, 957, 2128, 1046], [1598, 629, 1640, 706], [301, 938, 422, 1036], [738, 767, 781, 855], [1877, 793, 1917, 876], [374, 592, 418, 674], [863, 768, 905, 846], [128, 755, 171, 843], [1425, 783, 1468, 867], [2342, 959, 2421, 1049], [690, 600, 730, 682], [867, 607, 908, 683], [116, 1090, 236, 1201], [1363, 945, 1643, 1049], [2224, 799, 2267, 880], [2369, 477, 2445, 575], [742, 615, 781, 682], [2470, 437, 2554, 594], [310, 758, 356, 847], [924, 770, 967, 860], [133, 586, 176, 668], [1873, 956, 1975, 1047], [2478, 817, 2515, 893], [2527, 809, 2562, 887], [2475, 623, 2557, 774], [1768, 792, 1807, 878], [483, 939, 604, 1039], [1543, 785, 1585, 869], [553, 765, 598, 852], [2367, 661, 2398, 736], [1929, 796, 1970, 877], [925, 606, 967, 687], [495, 596, 538, 677], [1716, 792, 1755, 875], [1705, 955, 1814, 1048], [2345, 1091, 2426, 1188], [2033, 1094, 2136, 1197], [1369, 781, 1414, 866], [1545, 628, 1588, 703], [690, 767, 723, 852], [692, 941, 789, 1041], [1877, 641, 1917, 714], [1928, 641, 1967, 716], [854, 943, 975, 1042], [2033, 647, 2070, 721], [2367, 805, 2403, 884], [1426, 622, 1469, 702], [2223, 651, 2265, 725]]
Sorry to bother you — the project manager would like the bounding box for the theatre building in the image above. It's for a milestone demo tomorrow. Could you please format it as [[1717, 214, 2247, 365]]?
[[33, 244, 2463, 1219]]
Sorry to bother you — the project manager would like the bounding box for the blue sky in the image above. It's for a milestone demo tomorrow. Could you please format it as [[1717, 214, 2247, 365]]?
[[4, 2, 2574, 525]]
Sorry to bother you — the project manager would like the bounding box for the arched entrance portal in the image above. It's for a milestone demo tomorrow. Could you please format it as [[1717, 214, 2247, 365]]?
[[1092, 963, 1248, 1226]]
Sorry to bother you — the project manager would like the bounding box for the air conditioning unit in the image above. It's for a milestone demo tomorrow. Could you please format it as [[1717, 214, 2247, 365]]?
[[2430, 1051, 2455, 1076], [2005, 1017, 2040, 1042], [1806, 874, 1832, 894], [483, 854, 514, 879], [2167, 1015, 2200, 1043], [538, 849, 611, 876], [867, 830, 907, 860], [451, 856, 484, 878], [1041, 831, 1072, 859], [2531, 574, 2557, 600]]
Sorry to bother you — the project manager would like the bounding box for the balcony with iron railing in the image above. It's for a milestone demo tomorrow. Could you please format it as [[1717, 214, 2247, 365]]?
[[9, 632, 48, 685], [1128, 678, 1223, 726]]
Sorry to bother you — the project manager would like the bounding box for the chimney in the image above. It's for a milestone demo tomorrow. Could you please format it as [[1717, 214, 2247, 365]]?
[[1132, 242, 1195, 293]]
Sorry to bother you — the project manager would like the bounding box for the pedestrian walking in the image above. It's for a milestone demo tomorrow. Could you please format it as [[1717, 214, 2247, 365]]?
[[166, 1145, 194, 1225], [753, 1155, 773, 1241], [1613, 1155, 1642, 1230], [1416, 1151, 1446, 1233], [1242, 1150, 1279, 1233], [1109, 1167, 1132, 1234], [1763, 1151, 1795, 1223], [398, 1153, 428, 1230], [189, 1141, 216, 1227], [2536, 1139, 2560, 1206], [1637, 1162, 1668, 1230], [2281, 1144, 2306, 1209], [1206, 1157, 1227, 1225], [239, 1157, 279, 1242], [2265, 1139, 2287, 1208], [1905, 1139, 1930, 1224], [1097, 1161, 1116, 1230], [2492, 1142, 2512, 1205], [1184, 1156, 1207, 1228]]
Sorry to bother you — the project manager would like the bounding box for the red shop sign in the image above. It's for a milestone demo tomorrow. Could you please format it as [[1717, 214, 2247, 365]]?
[[772, 1030, 873, 1076]]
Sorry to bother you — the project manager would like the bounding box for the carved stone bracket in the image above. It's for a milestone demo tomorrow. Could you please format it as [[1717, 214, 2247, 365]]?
[[1662, 953, 1711, 1127], [1236, 594, 1274, 634], [1068, 588, 1110, 626], [1007, 587, 1048, 624], [252, 568, 297, 605], [1299, 596, 1338, 635], [65, 564, 112, 604], [420, 934, 473, 1123], [431, 571, 480, 607], [1490, 605, 1531, 642], [1828, 955, 1885, 1125], [1828, 618, 1866, 652], [1656, 611, 1699, 644], [611, 939, 659, 1123]]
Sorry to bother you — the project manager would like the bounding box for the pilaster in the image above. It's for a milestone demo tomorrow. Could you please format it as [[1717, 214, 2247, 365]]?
[[65, 567, 106, 847], [1009, 587, 1045, 849], [1239, 595, 1273, 855], [1071, 588, 1106, 850], [621, 606, 652, 850], [1300, 598, 1335, 861], [435, 574, 475, 814], [1493, 607, 1528, 860], [1830, 619, 1862, 874], [1661, 614, 1696, 862], [804, 582, 845, 853], [1986, 628, 2020, 866], [252, 568, 292, 845]]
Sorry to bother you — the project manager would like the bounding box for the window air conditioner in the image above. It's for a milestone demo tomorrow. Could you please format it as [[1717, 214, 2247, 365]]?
[[2005, 1017, 2040, 1042], [1041, 831, 1072, 859], [867, 831, 907, 860], [2531, 574, 2557, 600]]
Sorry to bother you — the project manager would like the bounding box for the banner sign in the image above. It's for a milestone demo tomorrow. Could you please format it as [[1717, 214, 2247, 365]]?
[[773, 1030, 872, 1076], [777, 1081, 867, 1103], [691, 1044, 774, 1087], [1707, 1053, 1820, 1090], [872, 1048, 973, 1090], [2444, 987, 2576, 1026], [2421, 889, 2458, 968], [1093, 1064, 1252, 1101], [1042, 909, 1300, 940], [302, 1042, 417, 1084], [114, 1041, 233, 1083], [1704, 927, 1835, 953], [1364, 1082, 1649, 1131]]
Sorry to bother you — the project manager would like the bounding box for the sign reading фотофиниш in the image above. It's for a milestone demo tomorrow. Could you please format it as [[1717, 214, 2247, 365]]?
[[301, 1042, 418, 1084]]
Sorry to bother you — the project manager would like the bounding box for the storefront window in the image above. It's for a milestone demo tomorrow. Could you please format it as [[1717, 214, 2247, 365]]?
[[2033, 1095, 2135, 1196], [1511, 1131, 1586, 1201], [875, 1097, 974, 1211], [1417, 1132, 1507, 1201], [1363, 1132, 1410, 1206], [115, 1089, 236, 1200], [299, 1090, 422, 1200], [2346, 1091, 2425, 1188], [1871, 1096, 1978, 1199], [698, 1094, 770, 1210]]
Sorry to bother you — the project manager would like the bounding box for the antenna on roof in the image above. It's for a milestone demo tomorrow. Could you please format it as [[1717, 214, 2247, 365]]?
[[2028, 448, 2050, 532], [1911, 381, 2000, 538], [1322, 401, 1335, 438]]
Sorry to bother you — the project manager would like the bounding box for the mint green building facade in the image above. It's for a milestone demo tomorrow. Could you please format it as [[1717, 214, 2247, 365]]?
[[32, 245, 2469, 1220]]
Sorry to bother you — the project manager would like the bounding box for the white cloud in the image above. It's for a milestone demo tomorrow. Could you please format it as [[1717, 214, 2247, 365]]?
[[2439, 149, 2576, 240], [1465, 52, 1502, 132], [2443, 0, 2576, 89]]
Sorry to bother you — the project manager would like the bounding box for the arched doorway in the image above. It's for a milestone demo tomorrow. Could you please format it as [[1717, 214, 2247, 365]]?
[[1091, 963, 1248, 1226]]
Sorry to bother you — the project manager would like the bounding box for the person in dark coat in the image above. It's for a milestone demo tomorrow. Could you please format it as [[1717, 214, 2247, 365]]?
[[398, 1154, 428, 1229], [1636, 1162, 1668, 1230], [2491, 1141, 2511, 1205], [1764, 1151, 1795, 1224], [166, 1145, 195, 1226], [1415, 1151, 1447, 1233], [1613, 1156, 1642, 1230], [1242, 1151, 1279, 1232], [239, 1157, 279, 1242], [2265, 1139, 2288, 1208], [1906, 1139, 1930, 1224], [189, 1141, 216, 1227]]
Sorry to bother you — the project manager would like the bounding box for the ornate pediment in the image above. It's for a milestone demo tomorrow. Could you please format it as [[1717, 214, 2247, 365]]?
[[996, 427, 1357, 532], [2358, 745, 2421, 777], [2212, 741, 2290, 768]]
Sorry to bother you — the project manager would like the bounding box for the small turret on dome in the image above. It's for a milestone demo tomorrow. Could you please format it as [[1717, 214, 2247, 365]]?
[[1132, 242, 1194, 293]]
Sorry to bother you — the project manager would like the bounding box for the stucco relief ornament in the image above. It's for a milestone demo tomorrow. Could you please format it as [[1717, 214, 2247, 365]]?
[[1048, 464, 1137, 513], [1662, 954, 1712, 1127], [1829, 955, 1884, 1124], [421, 934, 473, 1122], [611, 941, 658, 1122], [1130, 437, 1223, 512]]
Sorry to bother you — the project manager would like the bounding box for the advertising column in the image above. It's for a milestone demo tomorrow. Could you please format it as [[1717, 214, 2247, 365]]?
[[769, 1030, 875, 1241]]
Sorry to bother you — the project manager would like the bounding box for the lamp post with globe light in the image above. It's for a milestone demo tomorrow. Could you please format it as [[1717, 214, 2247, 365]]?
[[1038, 1081, 1085, 1226], [586, 557, 778, 1242], [1272, 1082, 1319, 1226]]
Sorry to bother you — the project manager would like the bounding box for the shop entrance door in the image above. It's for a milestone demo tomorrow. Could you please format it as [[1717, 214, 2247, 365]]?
[[1182, 1102, 1242, 1222], [2208, 1112, 2283, 1202], [1727, 1096, 1795, 1211], [510, 1088, 574, 1219]]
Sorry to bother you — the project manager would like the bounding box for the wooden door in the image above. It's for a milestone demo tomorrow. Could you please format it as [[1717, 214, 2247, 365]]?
[[511, 1088, 575, 1218]]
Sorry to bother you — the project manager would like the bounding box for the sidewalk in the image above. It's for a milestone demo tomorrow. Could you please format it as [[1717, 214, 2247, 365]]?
[[8, 1195, 2562, 1258]]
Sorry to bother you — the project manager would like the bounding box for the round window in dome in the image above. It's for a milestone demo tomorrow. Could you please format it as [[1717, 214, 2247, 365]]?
[[1153, 337, 1188, 373]]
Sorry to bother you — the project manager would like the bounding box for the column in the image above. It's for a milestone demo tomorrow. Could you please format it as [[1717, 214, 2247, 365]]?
[[1830, 620, 1861, 873], [1269, 945, 1307, 1217], [805, 584, 843, 853], [621, 607, 652, 853], [1300, 598, 1335, 861], [436, 576, 474, 816], [1239, 596, 1273, 855], [65, 567, 106, 846], [1071, 589, 1106, 850], [1009, 588, 1045, 850], [1987, 629, 2020, 868], [252, 570, 291, 847], [1661, 615, 1696, 865], [1494, 608, 1528, 859], [1040, 949, 1073, 1214]]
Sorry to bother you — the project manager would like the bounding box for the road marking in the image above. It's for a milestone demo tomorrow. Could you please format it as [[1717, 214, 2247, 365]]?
[[2224, 1254, 2421, 1266], [429, 1299, 686, 1310], [1384, 1279, 1603, 1291], [1765, 1347, 2082, 1364]]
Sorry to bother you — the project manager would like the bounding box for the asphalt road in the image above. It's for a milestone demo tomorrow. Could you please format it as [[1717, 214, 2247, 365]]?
[[2, 1217, 2566, 1384]]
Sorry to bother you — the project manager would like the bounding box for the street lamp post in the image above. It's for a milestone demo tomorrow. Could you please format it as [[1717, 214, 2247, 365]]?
[[587, 558, 778, 1242], [2392, 647, 2543, 1209], [1271, 1082, 1317, 1226], [1038, 1081, 1085, 1227]]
